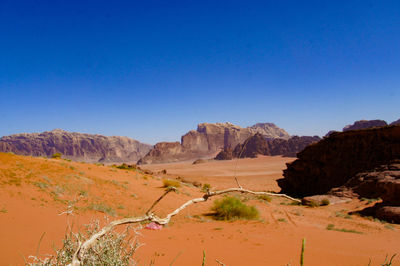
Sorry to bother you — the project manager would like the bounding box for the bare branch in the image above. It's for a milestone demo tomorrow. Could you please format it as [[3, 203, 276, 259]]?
[[69, 187, 299, 265], [145, 187, 177, 215]]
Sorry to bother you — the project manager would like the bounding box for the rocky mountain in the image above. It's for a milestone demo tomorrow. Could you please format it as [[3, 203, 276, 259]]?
[[342, 119, 388, 132], [0, 129, 152, 164], [278, 125, 400, 197], [138, 122, 289, 164], [215, 133, 321, 159], [391, 118, 400, 126]]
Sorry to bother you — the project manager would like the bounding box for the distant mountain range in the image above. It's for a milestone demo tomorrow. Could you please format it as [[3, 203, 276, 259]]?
[[0, 118, 398, 164], [0, 129, 152, 164]]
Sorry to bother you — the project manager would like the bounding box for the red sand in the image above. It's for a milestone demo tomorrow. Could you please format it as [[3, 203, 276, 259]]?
[[1, 153, 399, 265]]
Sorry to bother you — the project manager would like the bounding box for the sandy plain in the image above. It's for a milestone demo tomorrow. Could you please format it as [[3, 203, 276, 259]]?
[[0, 153, 399, 265]]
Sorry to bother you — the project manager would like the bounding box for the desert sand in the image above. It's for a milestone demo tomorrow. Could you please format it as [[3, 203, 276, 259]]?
[[0, 153, 399, 265]]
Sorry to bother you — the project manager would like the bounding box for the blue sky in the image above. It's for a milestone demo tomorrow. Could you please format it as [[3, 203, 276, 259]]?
[[1, 1, 399, 144]]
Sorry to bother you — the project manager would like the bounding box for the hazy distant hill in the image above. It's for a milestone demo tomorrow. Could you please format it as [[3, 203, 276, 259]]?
[[343, 119, 388, 131], [138, 122, 290, 164], [0, 129, 152, 164]]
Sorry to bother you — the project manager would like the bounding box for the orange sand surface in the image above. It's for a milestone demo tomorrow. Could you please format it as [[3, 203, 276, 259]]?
[[1, 153, 399, 265]]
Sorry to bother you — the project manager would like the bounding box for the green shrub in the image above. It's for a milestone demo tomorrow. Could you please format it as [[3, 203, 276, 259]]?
[[162, 179, 181, 188], [201, 183, 211, 192], [211, 196, 259, 220], [320, 198, 330, 206], [51, 153, 62, 159]]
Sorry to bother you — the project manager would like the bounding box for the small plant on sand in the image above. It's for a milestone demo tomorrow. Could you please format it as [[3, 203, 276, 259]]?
[[257, 194, 272, 202], [211, 196, 259, 220], [201, 183, 211, 192], [326, 224, 362, 234], [27, 220, 140, 265], [88, 202, 116, 216], [162, 179, 181, 188], [51, 153, 62, 159], [306, 200, 320, 207], [320, 198, 330, 206]]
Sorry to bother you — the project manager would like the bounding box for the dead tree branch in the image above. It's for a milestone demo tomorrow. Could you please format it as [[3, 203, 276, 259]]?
[[69, 187, 300, 265]]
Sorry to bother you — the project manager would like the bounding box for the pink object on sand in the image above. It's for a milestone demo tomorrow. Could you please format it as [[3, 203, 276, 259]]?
[[145, 222, 163, 230]]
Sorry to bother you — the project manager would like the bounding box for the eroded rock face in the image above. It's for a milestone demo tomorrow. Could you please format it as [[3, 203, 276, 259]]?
[[0, 129, 152, 164], [343, 119, 387, 132], [139, 122, 289, 164], [278, 125, 400, 197], [327, 161, 400, 223], [329, 162, 400, 204], [215, 134, 321, 159]]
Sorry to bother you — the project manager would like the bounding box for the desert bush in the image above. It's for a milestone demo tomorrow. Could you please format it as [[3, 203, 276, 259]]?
[[201, 183, 211, 192], [257, 194, 272, 202], [307, 200, 320, 207], [51, 153, 62, 159], [211, 196, 259, 220], [27, 220, 139, 265], [320, 198, 330, 206], [162, 179, 181, 188]]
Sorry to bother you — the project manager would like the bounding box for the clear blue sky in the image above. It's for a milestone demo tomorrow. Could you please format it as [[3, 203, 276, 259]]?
[[1, 1, 399, 144]]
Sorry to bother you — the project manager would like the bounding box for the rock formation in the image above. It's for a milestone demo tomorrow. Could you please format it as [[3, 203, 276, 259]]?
[[328, 161, 400, 223], [0, 129, 152, 164], [278, 125, 400, 197], [215, 134, 321, 159], [391, 118, 400, 126], [342, 119, 387, 132], [138, 122, 289, 164]]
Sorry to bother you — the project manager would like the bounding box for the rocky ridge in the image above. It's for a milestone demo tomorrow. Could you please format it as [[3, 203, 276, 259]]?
[[0, 129, 152, 164], [138, 122, 289, 164], [215, 133, 321, 159], [343, 119, 388, 132]]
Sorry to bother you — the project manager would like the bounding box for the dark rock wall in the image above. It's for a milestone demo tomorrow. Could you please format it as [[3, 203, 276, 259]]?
[[278, 125, 400, 197]]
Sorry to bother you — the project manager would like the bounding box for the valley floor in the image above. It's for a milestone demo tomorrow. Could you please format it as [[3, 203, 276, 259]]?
[[0, 153, 399, 265]]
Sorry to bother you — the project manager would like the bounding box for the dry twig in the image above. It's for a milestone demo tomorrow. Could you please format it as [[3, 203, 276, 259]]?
[[69, 187, 300, 265]]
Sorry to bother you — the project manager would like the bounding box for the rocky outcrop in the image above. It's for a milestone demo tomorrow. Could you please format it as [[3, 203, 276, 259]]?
[[343, 119, 387, 132], [391, 118, 400, 126], [278, 125, 400, 197], [0, 129, 152, 164], [137, 142, 191, 164], [248, 123, 290, 139], [329, 161, 400, 201], [215, 134, 321, 160], [138, 122, 289, 164], [328, 161, 400, 223]]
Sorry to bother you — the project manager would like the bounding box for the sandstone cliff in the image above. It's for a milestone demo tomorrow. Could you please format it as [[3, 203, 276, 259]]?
[[0, 129, 152, 164], [215, 134, 321, 159], [138, 122, 289, 164], [278, 125, 400, 197]]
